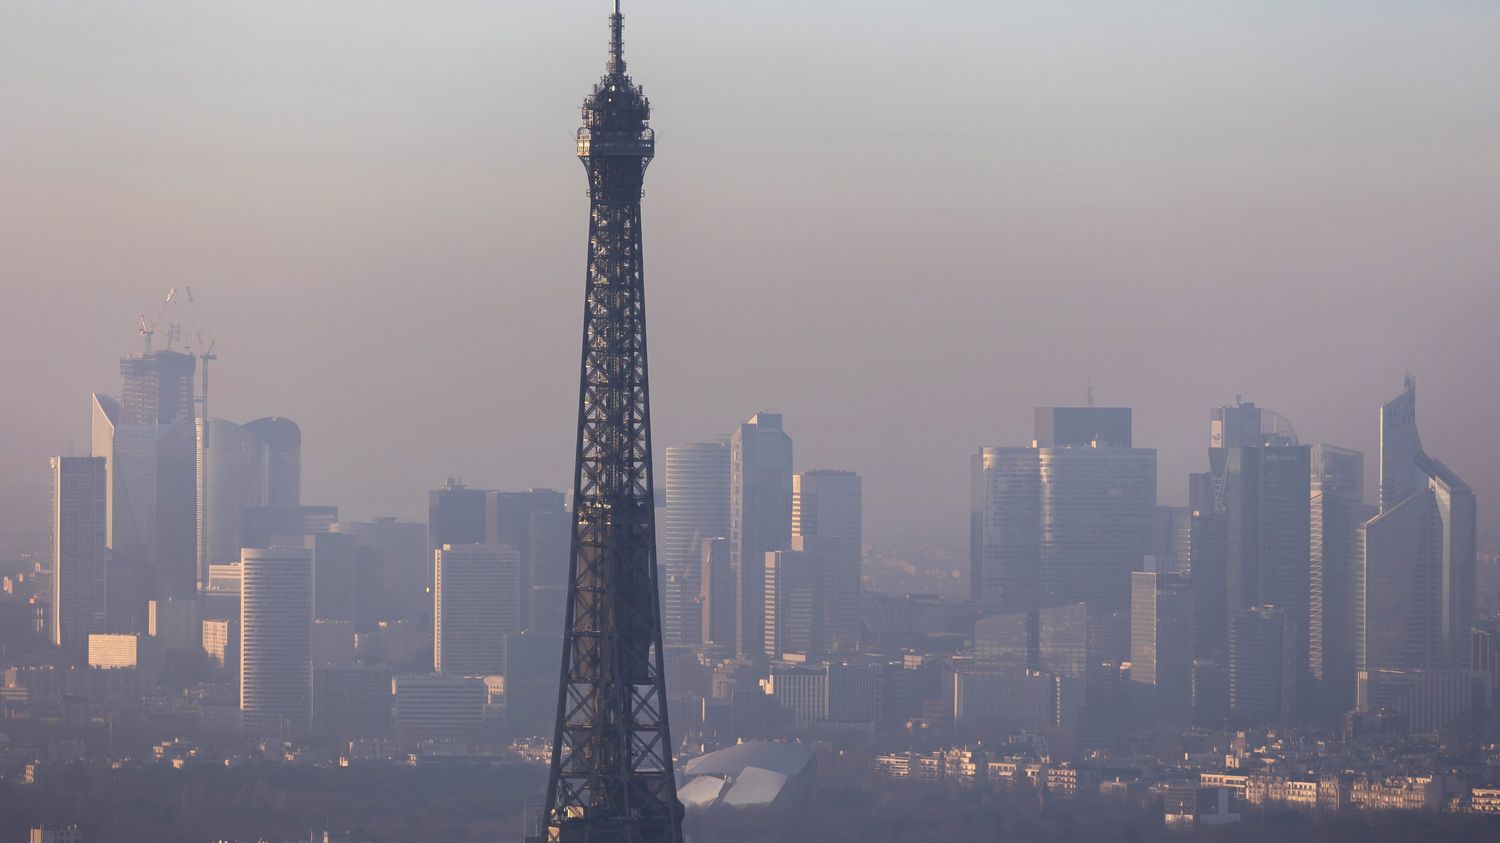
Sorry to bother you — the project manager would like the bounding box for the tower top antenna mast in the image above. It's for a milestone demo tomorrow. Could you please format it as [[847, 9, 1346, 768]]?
[[608, 0, 625, 73]]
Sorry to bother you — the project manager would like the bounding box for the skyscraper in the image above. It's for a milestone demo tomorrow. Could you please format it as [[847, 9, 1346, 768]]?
[[1308, 444, 1374, 718], [1130, 570, 1195, 721], [792, 470, 862, 651], [1359, 379, 1476, 673], [119, 349, 195, 427], [971, 601, 1090, 693], [240, 546, 313, 736], [332, 517, 428, 622], [487, 489, 568, 632], [51, 457, 108, 657], [243, 417, 301, 507], [428, 479, 488, 557], [426, 478, 488, 621], [1193, 400, 1310, 713], [730, 413, 793, 661], [1229, 605, 1296, 725], [1152, 505, 1192, 574], [434, 543, 519, 676], [1034, 406, 1133, 448], [972, 407, 1156, 657], [764, 536, 836, 659], [1379, 378, 1422, 512], [1188, 470, 1229, 662], [91, 348, 199, 608], [125, 350, 198, 601], [699, 537, 735, 650], [196, 419, 265, 585], [544, 4, 682, 838], [662, 441, 730, 646], [971, 447, 1041, 612]]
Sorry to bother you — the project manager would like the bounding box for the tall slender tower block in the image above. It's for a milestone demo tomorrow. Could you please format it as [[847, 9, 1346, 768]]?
[[544, 4, 683, 841]]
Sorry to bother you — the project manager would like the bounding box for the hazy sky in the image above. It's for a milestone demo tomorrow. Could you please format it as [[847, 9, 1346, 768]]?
[[2, 1, 1498, 554]]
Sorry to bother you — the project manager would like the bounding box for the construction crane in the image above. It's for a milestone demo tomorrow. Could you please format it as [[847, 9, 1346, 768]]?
[[137, 287, 177, 354]]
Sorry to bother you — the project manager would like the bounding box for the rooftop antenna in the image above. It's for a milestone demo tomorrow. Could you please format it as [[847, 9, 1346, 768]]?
[[1086, 383, 1095, 408]]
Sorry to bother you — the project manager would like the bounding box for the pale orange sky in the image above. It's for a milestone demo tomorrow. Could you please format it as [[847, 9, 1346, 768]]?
[[2, 1, 1498, 553]]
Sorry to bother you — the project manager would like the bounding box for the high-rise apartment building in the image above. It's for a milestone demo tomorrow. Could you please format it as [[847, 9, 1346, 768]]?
[[792, 470, 862, 651], [240, 546, 313, 736], [662, 441, 730, 646], [51, 457, 108, 657], [730, 413, 793, 660], [1358, 380, 1477, 674], [434, 543, 519, 676], [971, 407, 1156, 658], [1130, 571, 1195, 720]]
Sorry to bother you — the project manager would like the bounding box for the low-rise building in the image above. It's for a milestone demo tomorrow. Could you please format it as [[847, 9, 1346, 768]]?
[[1349, 775, 1442, 812], [874, 752, 912, 780], [1471, 787, 1500, 814], [1200, 772, 1248, 797]]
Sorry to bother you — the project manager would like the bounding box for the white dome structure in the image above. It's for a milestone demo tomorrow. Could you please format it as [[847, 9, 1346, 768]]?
[[679, 741, 815, 813]]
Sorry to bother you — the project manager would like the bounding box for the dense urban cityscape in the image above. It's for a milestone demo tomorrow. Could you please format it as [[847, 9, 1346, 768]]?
[[4, 3, 1500, 843]]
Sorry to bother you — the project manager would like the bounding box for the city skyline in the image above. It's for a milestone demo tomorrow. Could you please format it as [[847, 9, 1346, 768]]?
[[2, 2, 1498, 553], [4, 4, 1500, 841]]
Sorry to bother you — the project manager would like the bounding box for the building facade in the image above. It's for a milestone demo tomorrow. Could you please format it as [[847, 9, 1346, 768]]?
[[1359, 380, 1477, 673], [51, 456, 108, 656], [662, 441, 730, 646], [434, 543, 520, 676], [972, 407, 1155, 658], [240, 546, 313, 736], [1130, 570, 1195, 720], [731, 413, 793, 660], [792, 470, 862, 651]]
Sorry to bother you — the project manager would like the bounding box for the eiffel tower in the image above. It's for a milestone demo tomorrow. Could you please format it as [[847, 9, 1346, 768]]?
[[541, 3, 683, 841]]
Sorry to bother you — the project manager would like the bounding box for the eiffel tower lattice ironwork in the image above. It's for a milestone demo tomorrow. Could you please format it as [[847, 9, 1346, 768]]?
[[541, 3, 683, 842]]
